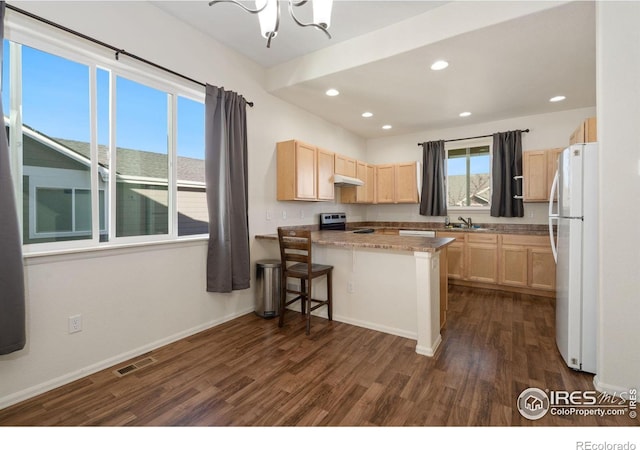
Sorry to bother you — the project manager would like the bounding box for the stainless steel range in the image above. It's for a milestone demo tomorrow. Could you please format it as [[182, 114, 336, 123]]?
[[319, 212, 347, 230]]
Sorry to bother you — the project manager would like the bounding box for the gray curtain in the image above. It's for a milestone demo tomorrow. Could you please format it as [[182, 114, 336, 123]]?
[[490, 130, 524, 217], [204, 84, 250, 292], [419, 140, 447, 216], [0, 1, 26, 354]]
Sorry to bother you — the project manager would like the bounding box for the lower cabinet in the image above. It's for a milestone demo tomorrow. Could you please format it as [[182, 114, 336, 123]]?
[[466, 234, 498, 284], [528, 246, 555, 290], [438, 231, 556, 295], [499, 245, 529, 287], [438, 232, 466, 280]]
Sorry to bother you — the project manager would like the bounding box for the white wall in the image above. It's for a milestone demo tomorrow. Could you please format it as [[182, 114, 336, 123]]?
[[364, 107, 596, 225], [0, 2, 366, 407], [594, 2, 640, 395]]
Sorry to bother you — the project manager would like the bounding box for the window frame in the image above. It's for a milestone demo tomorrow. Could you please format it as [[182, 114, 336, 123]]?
[[4, 14, 207, 255], [445, 138, 493, 212]]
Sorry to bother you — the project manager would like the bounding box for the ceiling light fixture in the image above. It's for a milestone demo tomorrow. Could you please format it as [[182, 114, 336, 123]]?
[[362, 112, 373, 118], [325, 88, 340, 97], [382, 125, 392, 130], [459, 111, 471, 117], [549, 95, 566, 102], [430, 60, 449, 71], [209, 0, 333, 48]]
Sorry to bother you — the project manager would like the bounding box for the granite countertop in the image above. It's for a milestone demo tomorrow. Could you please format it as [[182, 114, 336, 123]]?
[[255, 230, 455, 253], [347, 222, 552, 236]]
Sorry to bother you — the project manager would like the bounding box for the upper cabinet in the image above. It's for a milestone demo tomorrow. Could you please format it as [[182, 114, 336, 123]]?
[[569, 117, 597, 145], [275, 141, 417, 205], [317, 148, 336, 201], [376, 164, 396, 204], [341, 160, 375, 204], [395, 161, 419, 203], [334, 154, 357, 177], [375, 162, 419, 204], [277, 140, 334, 201], [522, 148, 563, 202]]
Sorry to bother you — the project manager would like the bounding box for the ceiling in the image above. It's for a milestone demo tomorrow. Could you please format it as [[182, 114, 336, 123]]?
[[153, 1, 596, 139]]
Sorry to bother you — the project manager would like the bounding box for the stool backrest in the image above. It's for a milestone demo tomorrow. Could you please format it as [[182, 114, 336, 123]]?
[[277, 228, 312, 275]]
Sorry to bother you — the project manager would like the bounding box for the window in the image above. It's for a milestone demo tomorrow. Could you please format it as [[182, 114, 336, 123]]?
[[446, 144, 491, 209], [3, 30, 207, 251], [176, 96, 207, 236]]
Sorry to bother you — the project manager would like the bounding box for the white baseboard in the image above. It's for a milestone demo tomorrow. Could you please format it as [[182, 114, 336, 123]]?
[[332, 314, 417, 341], [0, 307, 254, 410], [415, 334, 442, 357], [593, 375, 633, 398]]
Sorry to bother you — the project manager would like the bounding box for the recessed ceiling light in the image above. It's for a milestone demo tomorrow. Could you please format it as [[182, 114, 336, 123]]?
[[325, 88, 340, 97], [382, 125, 392, 130], [459, 111, 471, 117], [430, 60, 449, 71], [549, 95, 566, 102], [362, 112, 373, 118]]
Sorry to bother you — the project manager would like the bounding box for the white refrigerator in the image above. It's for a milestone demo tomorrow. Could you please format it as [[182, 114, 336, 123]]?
[[548, 143, 597, 373]]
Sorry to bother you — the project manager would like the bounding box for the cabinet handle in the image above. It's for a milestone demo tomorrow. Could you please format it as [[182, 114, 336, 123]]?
[[513, 175, 523, 180], [513, 195, 524, 199]]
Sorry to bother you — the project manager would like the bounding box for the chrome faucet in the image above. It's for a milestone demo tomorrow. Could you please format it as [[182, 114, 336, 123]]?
[[458, 216, 472, 228]]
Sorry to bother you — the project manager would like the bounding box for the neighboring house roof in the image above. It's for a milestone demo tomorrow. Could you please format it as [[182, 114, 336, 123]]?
[[5, 119, 205, 185], [447, 174, 491, 206], [54, 138, 205, 185]]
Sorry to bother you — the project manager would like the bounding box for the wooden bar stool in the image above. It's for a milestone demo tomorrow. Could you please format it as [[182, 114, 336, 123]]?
[[277, 228, 333, 335]]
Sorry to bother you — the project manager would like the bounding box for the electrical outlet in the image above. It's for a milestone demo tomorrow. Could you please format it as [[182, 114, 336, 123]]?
[[282, 210, 287, 220], [300, 209, 305, 219], [266, 210, 272, 221], [68, 314, 82, 334], [347, 280, 355, 294], [528, 211, 534, 218]]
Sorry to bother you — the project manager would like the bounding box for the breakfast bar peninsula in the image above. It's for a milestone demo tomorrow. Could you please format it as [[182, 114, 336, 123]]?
[[255, 229, 455, 357]]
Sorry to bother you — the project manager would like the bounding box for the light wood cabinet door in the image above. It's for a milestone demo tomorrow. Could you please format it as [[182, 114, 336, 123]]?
[[316, 148, 335, 201], [523, 148, 564, 203], [499, 245, 528, 287], [569, 117, 597, 145], [547, 147, 563, 202], [354, 161, 368, 203], [437, 232, 465, 280], [376, 164, 395, 204], [277, 140, 334, 201], [529, 247, 555, 291], [365, 164, 375, 203], [467, 243, 498, 283], [395, 162, 419, 203], [295, 142, 317, 200], [445, 241, 465, 280], [523, 150, 548, 202], [278, 140, 316, 201], [335, 154, 357, 177], [340, 161, 375, 204]]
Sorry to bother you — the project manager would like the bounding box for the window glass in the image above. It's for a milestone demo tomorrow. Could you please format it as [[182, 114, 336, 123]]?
[[115, 76, 168, 237], [176, 96, 207, 236], [19, 44, 93, 244], [447, 145, 491, 208], [3, 35, 207, 250]]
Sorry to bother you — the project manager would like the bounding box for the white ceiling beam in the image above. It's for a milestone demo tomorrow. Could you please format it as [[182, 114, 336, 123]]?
[[266, 0, 570, 93]]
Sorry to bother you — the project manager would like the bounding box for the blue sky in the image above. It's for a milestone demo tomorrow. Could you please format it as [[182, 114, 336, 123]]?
[[448, 154, 490, 176], [2, 40, 205, 160]]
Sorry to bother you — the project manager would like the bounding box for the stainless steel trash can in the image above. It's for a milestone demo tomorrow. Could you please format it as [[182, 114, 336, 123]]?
[[255, 259, 281, 318]]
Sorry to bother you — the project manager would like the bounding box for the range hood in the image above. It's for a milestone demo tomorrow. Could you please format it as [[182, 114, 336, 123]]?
[[332, 174, 364, 187]]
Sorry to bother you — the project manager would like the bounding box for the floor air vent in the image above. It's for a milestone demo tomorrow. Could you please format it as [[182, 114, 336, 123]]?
[[113, 356, 157, 377]]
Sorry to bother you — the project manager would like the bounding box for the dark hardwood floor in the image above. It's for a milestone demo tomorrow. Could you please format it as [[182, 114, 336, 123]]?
[[0, 286, 636, 426]]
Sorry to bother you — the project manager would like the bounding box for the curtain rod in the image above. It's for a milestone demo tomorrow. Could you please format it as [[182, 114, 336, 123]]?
[[417, 128, 529, 146], [5, 3, 254, 107]]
